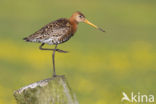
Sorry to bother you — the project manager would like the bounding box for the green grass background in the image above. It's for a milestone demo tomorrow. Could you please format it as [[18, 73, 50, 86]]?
[[0, 0, 156, 104]]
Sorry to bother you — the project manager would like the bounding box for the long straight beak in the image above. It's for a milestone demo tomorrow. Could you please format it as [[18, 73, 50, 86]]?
[[84, 19, 105, 32]]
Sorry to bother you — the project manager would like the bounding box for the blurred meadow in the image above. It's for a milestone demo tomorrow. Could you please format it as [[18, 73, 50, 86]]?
[[0, 0, 156, 104]]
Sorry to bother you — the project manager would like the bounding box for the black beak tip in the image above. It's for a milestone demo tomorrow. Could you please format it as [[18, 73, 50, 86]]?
[[98, 28, 106, 32]]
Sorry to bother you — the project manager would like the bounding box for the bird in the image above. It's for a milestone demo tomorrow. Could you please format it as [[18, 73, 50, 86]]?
[[23, 11, 105, 77]]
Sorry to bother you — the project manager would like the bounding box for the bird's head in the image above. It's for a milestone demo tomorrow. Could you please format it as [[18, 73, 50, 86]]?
[[70, 11, 105, 32]]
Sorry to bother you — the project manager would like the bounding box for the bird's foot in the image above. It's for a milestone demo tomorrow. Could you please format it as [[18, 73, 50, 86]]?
[[56, 49, 68, 53], [52, 74, 64, 78], [53, 74, 57, 77]]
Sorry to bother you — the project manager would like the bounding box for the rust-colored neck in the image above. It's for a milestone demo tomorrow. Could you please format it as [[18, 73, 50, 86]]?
[[69, 16, 78, 34]]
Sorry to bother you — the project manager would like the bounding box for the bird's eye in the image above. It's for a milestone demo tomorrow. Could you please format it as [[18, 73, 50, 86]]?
[[79, 15, 83, 18]]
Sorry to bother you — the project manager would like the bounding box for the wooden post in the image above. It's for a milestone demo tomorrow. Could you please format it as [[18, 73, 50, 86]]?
[[14, 75, 78, 104]]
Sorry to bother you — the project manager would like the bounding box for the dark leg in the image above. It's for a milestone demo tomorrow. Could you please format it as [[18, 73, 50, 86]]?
[[52, 44, 57, 77], [39, 43, 68, 53]]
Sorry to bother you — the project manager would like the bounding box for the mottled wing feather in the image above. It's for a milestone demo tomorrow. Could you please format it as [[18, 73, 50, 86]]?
[[25, 18, 73, 45]]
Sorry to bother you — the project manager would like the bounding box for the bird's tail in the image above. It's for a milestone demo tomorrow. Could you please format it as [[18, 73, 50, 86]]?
[[23, 37, 30, 42]]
